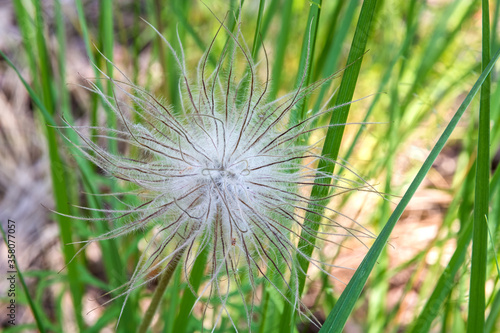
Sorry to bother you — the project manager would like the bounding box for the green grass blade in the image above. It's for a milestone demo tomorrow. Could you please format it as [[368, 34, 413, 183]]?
[[298, 0, 378, 298], [293, 0, 322, 124], [404, 157, 477, 332], [74, 0, 115, 131], [492, 0, 500, 51], [11, 0, 37, 78], [170, 2, 215, 65], [164, 265, 183, 333], [313, 1, 346, 80], [74, 0, 111, 101], [486, 288, 500, 333], [409, 220, 473, 333], [260, 0, 279, 45], [99, 0, 117, 132], [279, 1, 378, 330], [410, 151, 500, 333], [268, 0, 293, 100], [32, 1, 85, 328], [172, 247, 209, 333], [467, 1, 491, 332], [342, 0, 419, 166], [0, 50, 55, 126], [319, 47, 500, 333], [400, 1, 478, 112], [74, 0, 96, 64], [486, 216, 500, 277], [310, 0, 358, 117], [251, 0, 265, 60]]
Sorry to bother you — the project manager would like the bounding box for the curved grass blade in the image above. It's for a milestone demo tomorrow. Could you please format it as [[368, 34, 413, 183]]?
[[319, 47, 500, 333], [0, 50, 55, 127]]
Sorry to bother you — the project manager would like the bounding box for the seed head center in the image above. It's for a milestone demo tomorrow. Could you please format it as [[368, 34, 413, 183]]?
[[200, 159, 250, 199]]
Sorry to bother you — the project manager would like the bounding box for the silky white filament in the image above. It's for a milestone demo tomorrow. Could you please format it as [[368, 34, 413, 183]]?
[[62, 11, 376, 332]]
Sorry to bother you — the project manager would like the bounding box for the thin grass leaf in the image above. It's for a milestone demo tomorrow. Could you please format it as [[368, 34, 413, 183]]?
[[170, 1, 216, 66], [298, 0, 378, 298], [280, 1, 377, 330], [342, 0, 419, 166], [400, 1, 478, 112], [163, 264, 183, 333], [0, 50, 56, 127], [268, 0, 293, 100], [319, 47, 500, 333], [404, 157, 482, 332], [484, 214, 500, 333], [99, 0, 117, 135], [251, 0, 265, 60], [310, 0, 358, 119], [486, 287, 500, 333], [313, 1, 346, 81], [292, 0, 322, 124], [409, 220, 472, 333], [258, 287, 271, 333], [259, 0, 279, 50], [467, 1, 491, 331], [30, 1, 85, 328], [172, 247, 209, 333], [74, 0, 113, 133], [486, 216, 500, 277]]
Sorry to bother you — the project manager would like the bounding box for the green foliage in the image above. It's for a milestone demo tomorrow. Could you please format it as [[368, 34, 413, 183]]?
[[3, 0, 499, 332]]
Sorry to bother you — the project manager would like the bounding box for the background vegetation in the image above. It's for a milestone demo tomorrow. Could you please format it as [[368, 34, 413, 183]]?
[[0, 0, 499, 332]]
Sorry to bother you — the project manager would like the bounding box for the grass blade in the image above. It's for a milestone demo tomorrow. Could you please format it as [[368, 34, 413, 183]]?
[[298, 0, 378, 298], [292, 0, 322, 124], [32, 1, 85, 328], [268, 0, 294, 100], [251, 0, 266, 60], [279, 1, 378, 330], [467, 1, 491, 331], [319, 47, 500, 333], [310, 0, 358, 118], [172, 247, 209, 333], [0, 50, 55, 126], [409, 220, 473, 333], [486, 288, 500, 333]]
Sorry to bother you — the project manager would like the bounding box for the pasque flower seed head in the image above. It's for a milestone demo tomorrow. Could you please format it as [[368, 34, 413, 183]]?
[[62, 9, 376, 331]]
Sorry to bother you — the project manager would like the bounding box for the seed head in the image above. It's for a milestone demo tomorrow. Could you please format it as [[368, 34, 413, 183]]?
[[63, 10, 375, 331]]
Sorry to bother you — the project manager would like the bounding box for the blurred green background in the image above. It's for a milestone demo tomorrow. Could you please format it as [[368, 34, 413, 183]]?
[[0, 0, 499, 332]]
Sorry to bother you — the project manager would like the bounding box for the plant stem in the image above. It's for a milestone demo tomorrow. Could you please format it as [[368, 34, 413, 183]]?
[[137, 248, 185, 333]]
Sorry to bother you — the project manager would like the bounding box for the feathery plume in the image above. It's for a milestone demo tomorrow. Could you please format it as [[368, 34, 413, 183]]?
[[62, 8, 376, 331]]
